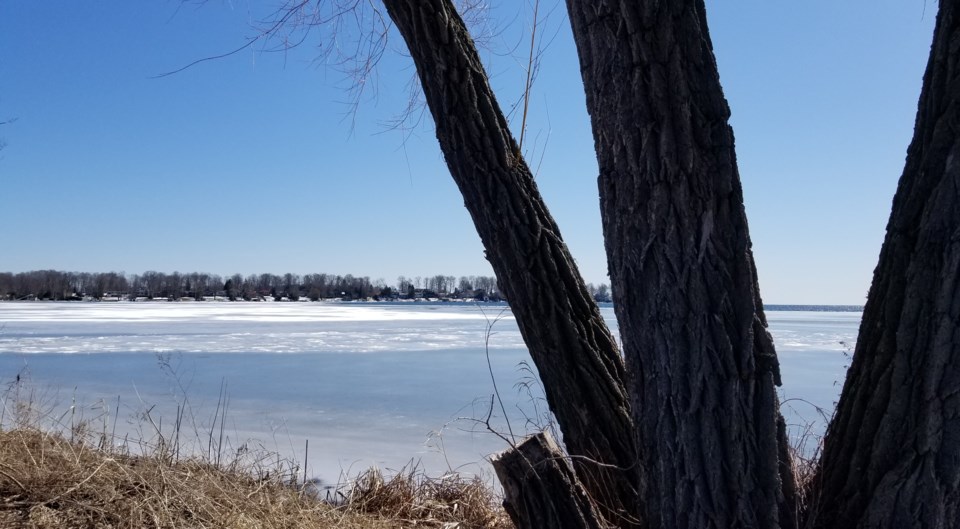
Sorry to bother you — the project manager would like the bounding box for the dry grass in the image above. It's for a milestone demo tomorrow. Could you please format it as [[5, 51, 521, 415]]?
[[348, 466, 504, 526], [0, 364, 511, 529], [0, 426, 510, 528], [782, 398, 832, 518]]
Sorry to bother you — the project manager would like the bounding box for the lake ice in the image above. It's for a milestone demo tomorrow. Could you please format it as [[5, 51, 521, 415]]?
[[0, 301, 858, 484]]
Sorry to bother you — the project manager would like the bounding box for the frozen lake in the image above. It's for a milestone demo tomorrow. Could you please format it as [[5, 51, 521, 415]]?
[[0, 301, 858, 483]]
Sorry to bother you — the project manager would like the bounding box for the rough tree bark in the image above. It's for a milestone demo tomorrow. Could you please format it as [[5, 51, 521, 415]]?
[[808, 1, 960, 527], [492, 432, 608, 529], [565, 2, 797, 528], [380, 0, 640, 524], [360, 1, 957, 527]]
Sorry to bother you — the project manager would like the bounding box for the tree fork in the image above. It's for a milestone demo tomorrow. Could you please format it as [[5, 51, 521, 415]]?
[[380, 0, 641, 524]]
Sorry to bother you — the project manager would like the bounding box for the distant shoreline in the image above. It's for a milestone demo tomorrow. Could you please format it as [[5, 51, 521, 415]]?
[[763, 304, 863, 312], [0, 298, 864, 312]]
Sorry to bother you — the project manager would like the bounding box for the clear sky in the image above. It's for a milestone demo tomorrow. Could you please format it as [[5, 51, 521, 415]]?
[[0, 1, 938, 304]]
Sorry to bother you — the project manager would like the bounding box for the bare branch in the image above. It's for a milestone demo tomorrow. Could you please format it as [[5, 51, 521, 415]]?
[[0, 116, 14, 152], [156, 0, 509, 133]]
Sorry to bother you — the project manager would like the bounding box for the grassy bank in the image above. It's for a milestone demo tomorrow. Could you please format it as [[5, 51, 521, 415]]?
[[0, 376, 510, 528], [0, 425, 509, 528], [0, 356, 514, 528]]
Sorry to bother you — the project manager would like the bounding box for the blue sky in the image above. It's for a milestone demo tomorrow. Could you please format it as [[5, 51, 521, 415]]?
[[0, 1, 937, 304]]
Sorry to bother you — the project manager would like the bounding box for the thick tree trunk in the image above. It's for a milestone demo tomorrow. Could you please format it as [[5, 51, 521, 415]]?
[[492, 432, 610, 529], [808, 2, 960, 527], [380, 0, 640, 524], [565, 2, 796, 528]]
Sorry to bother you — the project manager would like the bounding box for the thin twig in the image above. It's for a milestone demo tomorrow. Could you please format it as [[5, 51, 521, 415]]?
[[0, 463, 26, 492], [45, 458, 113, 506], [516, 0, 540, 154], [479, 305, 515, 446]]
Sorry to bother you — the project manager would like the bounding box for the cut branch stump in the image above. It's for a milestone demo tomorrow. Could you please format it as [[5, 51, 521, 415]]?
[[492, 432, 611, 529]]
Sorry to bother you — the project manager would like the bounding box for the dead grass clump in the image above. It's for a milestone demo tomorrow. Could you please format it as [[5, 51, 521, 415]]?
[[0, 427, 323, 528], [0, 428, 510, 528], [348, 465, 506, 527], [783, 404, 830, 518]]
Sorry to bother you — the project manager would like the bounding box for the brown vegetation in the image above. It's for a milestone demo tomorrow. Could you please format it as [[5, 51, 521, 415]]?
[[0, 427, 509, 528]]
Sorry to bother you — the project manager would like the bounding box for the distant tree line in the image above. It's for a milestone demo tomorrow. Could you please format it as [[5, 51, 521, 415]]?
[[0, 269, 614, 304]]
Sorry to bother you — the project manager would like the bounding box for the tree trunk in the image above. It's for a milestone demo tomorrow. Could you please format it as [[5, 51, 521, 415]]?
[[808, 1, 960, 527], [492, 432, 610, 529], [380, 0, 640, 524], [565, 2, 797, 528]]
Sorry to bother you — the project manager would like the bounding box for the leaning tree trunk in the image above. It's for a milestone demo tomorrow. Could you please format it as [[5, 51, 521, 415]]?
[[808, 2, 960, 527], [565, 2, 797, 528], [380, 0, 640, 524]]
